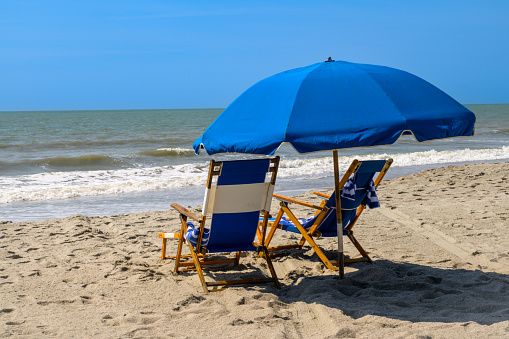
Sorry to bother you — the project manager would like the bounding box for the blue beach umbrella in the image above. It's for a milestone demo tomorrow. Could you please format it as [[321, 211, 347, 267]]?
[[193, 58, 476, 278]]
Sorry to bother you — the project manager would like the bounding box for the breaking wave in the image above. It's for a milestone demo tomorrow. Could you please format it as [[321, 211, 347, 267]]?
[[137, 148, 195, 157], [1, 146, 507, 204]]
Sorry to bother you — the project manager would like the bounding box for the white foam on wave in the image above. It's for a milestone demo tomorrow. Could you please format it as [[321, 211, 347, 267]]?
[[160, 147, 195, 154], [0, 163, 210, 204], [1, 146, 507, 204], [279, 146, 509, 178]]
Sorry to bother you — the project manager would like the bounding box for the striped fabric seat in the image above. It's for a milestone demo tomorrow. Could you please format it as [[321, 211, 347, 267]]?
[[159, 157, 281, 293]]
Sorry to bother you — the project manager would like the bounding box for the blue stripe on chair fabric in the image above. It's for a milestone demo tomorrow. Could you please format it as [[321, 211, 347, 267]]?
[[206, 211, 259, 253], [317, 160, 385, 235], [356, 160, 387, 173], [217, 159, 270, 185], [317, 192, 368, 236]]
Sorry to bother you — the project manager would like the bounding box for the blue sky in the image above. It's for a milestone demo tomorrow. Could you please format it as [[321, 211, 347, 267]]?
[[1, 1, 508, 111]]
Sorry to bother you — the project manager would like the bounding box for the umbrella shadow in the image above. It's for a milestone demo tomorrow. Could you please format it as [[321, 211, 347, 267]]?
[[277, 259, 509, 325]]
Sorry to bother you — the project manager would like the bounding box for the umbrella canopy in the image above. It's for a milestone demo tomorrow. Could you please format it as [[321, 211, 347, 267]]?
[[194, 60, 475, 156], [193, 59, 476, 279]]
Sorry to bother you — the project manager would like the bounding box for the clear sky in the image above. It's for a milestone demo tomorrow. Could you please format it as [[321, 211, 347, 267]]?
[[1, 0, 508, 111]]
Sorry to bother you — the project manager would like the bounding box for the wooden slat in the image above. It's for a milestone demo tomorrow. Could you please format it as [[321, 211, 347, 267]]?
[[170, 203, 200, 222], [177, 258, 236, 267], [206, 278, 273, 286], [267, 244, 302, 252], [273, 193, 325, 210], [312, 191, 331, 199], [174, 216, 187, 273]]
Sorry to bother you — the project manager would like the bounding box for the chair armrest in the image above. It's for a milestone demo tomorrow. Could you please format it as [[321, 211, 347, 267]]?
[[272, 193, 326, 211], [158, 232, 181, 239], [170, 203, 201, 222], [313, 191, 331, 199]]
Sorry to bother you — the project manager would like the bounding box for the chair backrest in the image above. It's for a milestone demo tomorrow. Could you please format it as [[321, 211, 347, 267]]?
[[314, 159, 391, 237], [201, 157, 279, 253]]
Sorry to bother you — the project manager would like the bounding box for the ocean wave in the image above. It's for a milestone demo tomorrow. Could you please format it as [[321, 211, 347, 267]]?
[[30, 155, 122, 168], [492, 128, 509, 134], [137, 148, 195, 157], [0, 164, 210, 204], [278, 146, 509, 177], [1, 137, 188, 150], [1, 146, 508, 204]]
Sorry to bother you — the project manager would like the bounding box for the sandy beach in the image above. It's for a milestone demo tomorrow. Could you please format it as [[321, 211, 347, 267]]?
[[1, 161, 508, 338]]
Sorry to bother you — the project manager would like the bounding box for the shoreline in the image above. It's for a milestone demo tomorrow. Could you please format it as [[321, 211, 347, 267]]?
[[1, 161, 509, 337], [2, 159, 508, 223]]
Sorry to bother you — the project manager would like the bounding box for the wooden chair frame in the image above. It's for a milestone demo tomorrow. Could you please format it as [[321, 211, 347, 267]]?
[[159, 157, 281, 293], [258, 159, 392, 271]]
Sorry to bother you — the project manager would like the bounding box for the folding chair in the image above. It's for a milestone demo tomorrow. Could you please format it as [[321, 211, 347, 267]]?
[[260, 159, 392, 271], [159, 157, 280, 293]]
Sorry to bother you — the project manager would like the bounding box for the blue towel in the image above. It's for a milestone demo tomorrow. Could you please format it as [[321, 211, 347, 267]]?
[[341, 176, 379, 208], [366, 180, 379, 209], [341, 176, 356, 200], [185, 222, 210, 247], [278, 216, 316, 230]]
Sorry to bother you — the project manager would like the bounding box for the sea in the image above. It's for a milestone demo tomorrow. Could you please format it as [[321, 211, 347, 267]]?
[[1, 104, 508, 222]]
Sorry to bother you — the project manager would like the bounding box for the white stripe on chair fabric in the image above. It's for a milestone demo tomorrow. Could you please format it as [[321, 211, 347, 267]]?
[[262, 183, 275, 211], [202, 182, 274, 215]]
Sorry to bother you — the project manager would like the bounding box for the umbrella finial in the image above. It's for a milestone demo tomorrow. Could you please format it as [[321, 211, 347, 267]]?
[[325, 57, 335, 62]]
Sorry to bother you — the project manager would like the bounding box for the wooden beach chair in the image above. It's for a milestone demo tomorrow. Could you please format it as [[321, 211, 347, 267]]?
[[258, 159, 392, 271], [158, 157, 280, 293]]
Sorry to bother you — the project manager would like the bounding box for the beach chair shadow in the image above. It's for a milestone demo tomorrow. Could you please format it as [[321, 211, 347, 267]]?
[[261, 159, 392, 270], [158, 157, 281, 293], [278, 260, 509, 325]]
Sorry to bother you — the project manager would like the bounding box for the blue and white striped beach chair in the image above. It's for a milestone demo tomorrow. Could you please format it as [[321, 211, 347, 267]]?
[[261, 159, 392, 271], [159, 157, 280, 293]]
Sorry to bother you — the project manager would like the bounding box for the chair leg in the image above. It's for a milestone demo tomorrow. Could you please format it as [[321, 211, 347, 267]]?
[[174, 218, 187, 273], [255, 226, 264, 246], [282, 205, 337, 271], [347, 233, 372, 263], [188, 242, 209, 293], [260, 246, 280, 289], [161, 238, 167, 261], [265, 209, 284, 245], [234, 251, 241, 266], [258, 209, 285, 258]]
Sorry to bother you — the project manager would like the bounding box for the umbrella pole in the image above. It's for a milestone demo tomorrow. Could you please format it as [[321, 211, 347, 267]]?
[[333, 150, 345, 279]]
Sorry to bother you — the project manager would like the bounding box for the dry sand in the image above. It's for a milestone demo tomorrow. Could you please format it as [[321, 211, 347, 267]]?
[[1, 162, 508, 338]]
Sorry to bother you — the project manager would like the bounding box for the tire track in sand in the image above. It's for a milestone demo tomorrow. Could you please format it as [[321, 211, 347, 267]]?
[[376, 207, 509, 274]]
